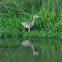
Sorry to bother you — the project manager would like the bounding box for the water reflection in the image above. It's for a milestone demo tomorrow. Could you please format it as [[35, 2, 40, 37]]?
[[0, 38, 62, 62], [21, 40, 39, 56]]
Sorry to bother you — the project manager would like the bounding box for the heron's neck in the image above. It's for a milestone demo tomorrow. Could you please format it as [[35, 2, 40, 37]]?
[[31, 18, 35, 25], [31, 44, 36, 54]]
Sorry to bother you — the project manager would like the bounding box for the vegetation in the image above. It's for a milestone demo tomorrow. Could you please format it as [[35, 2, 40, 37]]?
[[0, 0, 62, 38]]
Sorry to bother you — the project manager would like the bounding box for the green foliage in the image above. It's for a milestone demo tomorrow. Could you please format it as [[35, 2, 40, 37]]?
[[0, 0, 62, 37]]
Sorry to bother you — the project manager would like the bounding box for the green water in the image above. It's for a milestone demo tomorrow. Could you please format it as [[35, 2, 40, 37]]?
[[0, 38, 62, 62]]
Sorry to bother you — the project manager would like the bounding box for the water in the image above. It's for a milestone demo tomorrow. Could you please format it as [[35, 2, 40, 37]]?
[[0, 37, 62, 62]]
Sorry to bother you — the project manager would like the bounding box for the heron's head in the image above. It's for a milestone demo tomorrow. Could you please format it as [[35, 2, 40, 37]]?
[[33, 51, 39, 56], [33, 15, 40, 19]]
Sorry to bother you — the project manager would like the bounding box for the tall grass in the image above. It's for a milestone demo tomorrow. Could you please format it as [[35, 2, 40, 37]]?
[[0, 0, 62, 37]]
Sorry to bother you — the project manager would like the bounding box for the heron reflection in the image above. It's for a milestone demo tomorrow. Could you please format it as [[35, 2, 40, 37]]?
[[21, 40, 39, 56]]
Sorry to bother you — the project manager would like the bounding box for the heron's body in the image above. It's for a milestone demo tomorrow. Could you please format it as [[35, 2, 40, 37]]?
[[21, 15, 40, 31], [21, 22, 33, 28], [21, 40, 32, 47], [21, 40, 39, 56]]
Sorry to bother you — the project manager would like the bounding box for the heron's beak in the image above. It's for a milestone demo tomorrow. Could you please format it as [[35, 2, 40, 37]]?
[[38, 16, 40, 17], [37, 16, 40, 18]]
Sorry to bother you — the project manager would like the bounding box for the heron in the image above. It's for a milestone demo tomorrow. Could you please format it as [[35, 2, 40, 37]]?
[[21, 40, 39, 56], [21, 15, 40, 32]]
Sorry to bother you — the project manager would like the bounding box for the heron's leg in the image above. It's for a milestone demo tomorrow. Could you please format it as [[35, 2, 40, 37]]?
[[28, 28, 30, 32]]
